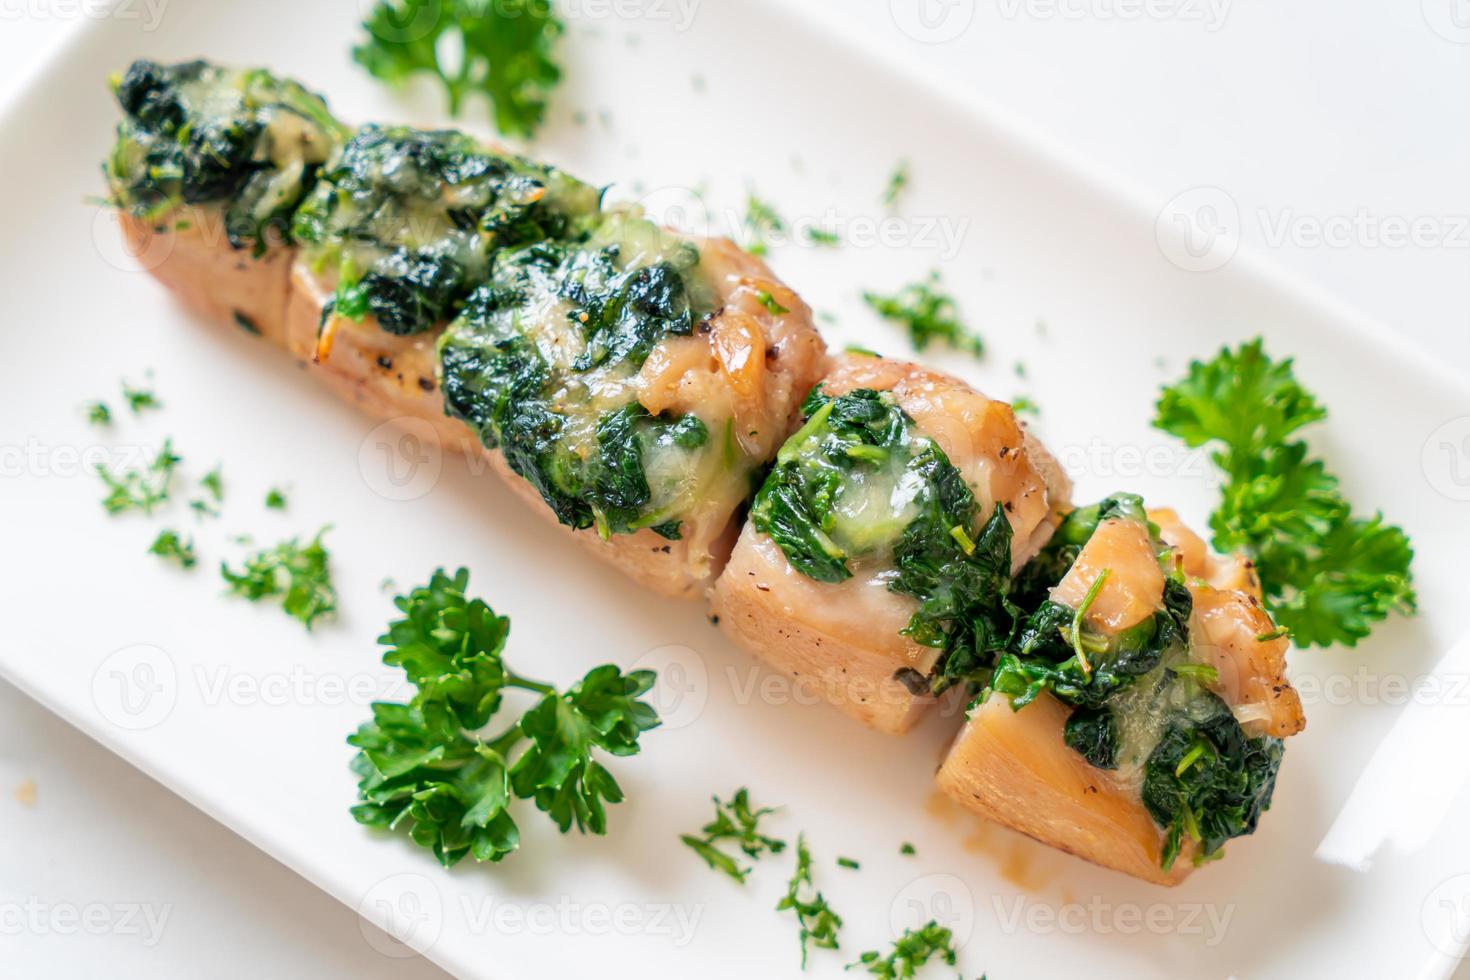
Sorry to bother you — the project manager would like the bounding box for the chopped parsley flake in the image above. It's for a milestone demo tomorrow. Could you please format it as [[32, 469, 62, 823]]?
[[777, 834, 843, 967], [881, 160, 910, 209], [221, 527, 337, 629], [1011, 396, 1039, 416], [744, 193, 786, 257], [200, 464, 224, 502], [757, 290, 791, 315], [680, 787, 787, 883], [849, 920, 959, 978], [122, 380, 161, 415], [97, 440, 180, 515], [148, 528, 197, 569], [863, 271, 983, 359]]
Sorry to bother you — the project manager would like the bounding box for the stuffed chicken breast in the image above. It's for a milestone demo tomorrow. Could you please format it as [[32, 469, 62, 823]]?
[[107, 60, 825, 599], [935, 495, 1305, 885], [711, 352, 1072, 733], [106, 59, 347, 335]]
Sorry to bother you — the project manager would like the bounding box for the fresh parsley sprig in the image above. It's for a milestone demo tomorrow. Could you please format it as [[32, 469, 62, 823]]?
[[680, 787, 787, 883], [1154, 339, 1416, 647], [349, 569, 660, 867], [776, 834, 843, 968], [353, 0, 563, 139]]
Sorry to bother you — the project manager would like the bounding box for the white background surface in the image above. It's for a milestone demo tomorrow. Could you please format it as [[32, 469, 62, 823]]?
[[0, 2, 1464, 977]]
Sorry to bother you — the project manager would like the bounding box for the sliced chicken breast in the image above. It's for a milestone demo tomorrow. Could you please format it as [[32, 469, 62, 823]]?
[[936, 500, 1303, 884], [711, 353, 1072, 734]]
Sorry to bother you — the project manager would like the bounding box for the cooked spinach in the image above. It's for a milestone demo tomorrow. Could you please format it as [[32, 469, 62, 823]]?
[[439, 212, 714, 538], [1063, 706, 1118, 769], [989, 576, 1192, 711], [750, 386, 1017, 692], [982, 493, 1286, 867], [1141, 691, 1283, 869], [292, 124, 601, 335], [106, 60, 347, 250]]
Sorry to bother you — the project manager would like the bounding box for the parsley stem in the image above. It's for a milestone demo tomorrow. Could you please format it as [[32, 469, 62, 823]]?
[[483, 724, 526, 758], [505, 674, 556, 696]]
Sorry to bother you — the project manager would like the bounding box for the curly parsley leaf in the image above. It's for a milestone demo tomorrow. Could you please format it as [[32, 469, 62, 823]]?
[[96, 439, 180, 515], [1154, 339, 1416, 647], [508, 664, 659, 834], [848, 920, 959, 978], [148, 528, 197, 569], [777, 834, 843, 968], [353, 0, 563, 139], [680, 787, 787, 883], [349, 569, 661, 867], [350, 699, 522, 866], [264, 486, 288, 510], [86, 402, 112, 426], [863, 272, 983, 359], [221, 526, 337, 629]]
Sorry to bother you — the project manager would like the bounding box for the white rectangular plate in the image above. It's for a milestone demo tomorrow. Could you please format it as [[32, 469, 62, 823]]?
[[3, 1, 1469, 977]]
